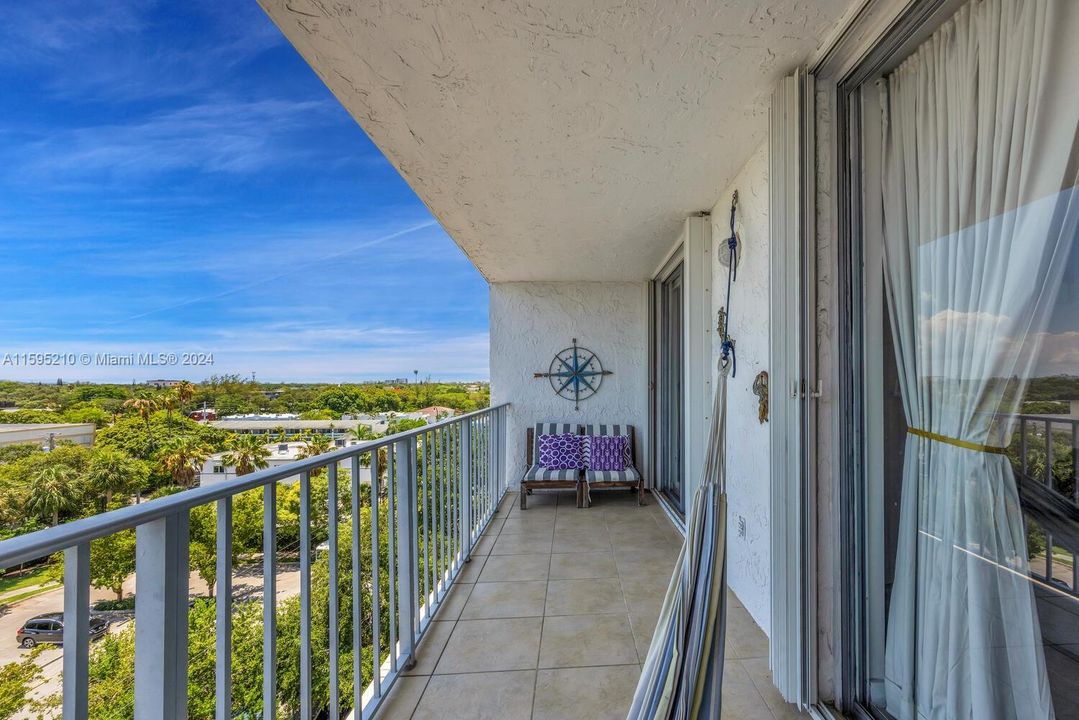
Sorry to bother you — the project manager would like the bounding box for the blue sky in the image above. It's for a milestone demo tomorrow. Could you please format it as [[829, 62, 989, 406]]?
[[0, 1, 489, 383]]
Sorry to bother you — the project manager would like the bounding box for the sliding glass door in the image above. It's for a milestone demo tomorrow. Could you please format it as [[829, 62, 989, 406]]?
[[852, 1, 1079, 718], [654, 253, 685, 516]]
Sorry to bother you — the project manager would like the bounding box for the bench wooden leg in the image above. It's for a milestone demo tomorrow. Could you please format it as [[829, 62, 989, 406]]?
[[520, 486, 528, 510]]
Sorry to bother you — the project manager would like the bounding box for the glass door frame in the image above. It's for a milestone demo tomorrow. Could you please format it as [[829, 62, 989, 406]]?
[[650, 246, 688, 522], [831, 0, 982, 716]]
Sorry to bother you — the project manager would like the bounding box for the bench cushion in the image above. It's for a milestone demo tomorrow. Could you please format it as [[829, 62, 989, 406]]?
[[524, 464, 579, 482], [584, 466, 641, 484]]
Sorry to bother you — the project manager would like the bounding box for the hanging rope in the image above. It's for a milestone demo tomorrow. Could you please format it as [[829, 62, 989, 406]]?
[[720, 191, 738, 377]]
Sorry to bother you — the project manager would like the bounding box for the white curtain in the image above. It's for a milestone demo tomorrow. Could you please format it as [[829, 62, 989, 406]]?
[[879, 1, 1079, 718]]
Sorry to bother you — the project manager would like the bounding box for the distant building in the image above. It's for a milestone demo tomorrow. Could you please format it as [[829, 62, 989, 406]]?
[[416, 406, 456, 421], [0, 423, 96, 449], [209, 419, 356, 438], [198, 439, 374, 487], [220, 413, 300, 421], [145, 379, 184, 388], [188, 408, 217, 421]]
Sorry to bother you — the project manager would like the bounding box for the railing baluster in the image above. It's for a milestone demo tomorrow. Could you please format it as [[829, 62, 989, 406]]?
[[431, 429, 440, 601], [421, 432, 430, 616], [134, 512, 189, 720], [327, 462, 340, 719], [460, 419, 473, 561], [1020, 417, 1028, 477], [370, 448, 382, 698], [215, 497, 233, 720], [396, 438, 416, 668], [299, 470, 312, 720], [1046, 420, 1054, 582], [63, 542, 90, 720], [1073, 422, 1079, 594], [263, 482, 277, 720], [387, 446, 397, 673], [350, 454, 363, 717]]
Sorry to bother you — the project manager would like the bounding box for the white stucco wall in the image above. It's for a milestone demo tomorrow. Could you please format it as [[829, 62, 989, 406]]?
[[711, 141, 772, 636], [490, 282, 649, 486]]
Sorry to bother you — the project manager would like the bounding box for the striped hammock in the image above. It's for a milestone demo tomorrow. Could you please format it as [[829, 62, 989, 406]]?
[[627, 365, 729, 719]]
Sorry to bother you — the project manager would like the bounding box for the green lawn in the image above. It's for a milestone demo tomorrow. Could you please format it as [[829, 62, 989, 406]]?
[[0, 565, 56, 596]]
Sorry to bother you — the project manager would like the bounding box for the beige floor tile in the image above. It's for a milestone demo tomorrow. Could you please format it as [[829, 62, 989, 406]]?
[[608, 524, 679, 549], [461, 580, 547, 619], [455, 556, 486, 583], [628, 611, 661, 662], [470, 534, 496, 556], [620, 572, 671, 616], [553, 512, 603, 531], [434, 617, 542, 674], [478, 553, 551, 583], [552, 528, 613, 554], [614, 545, 681, 577], [545, 577, 627, 616], [412, 670, 536, 720], [741, 655, 808, 718], [726, 604, 769, 659], [492, 532, 554, 555], [549, 552, 618, 580], [532, 665, 641, 720], [405, 621, 456, 676], [539, 613, 639, 668], [512, 493, 558, 514], [501, 515, 556, 534], [373, 674, 428, 719], [721, 660, 777, 720], [432, 581, 473, 621]]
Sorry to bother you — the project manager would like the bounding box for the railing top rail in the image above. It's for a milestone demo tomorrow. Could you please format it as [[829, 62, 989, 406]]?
[[0, 403, 508, 568], [1013, 413, 1079, 425]]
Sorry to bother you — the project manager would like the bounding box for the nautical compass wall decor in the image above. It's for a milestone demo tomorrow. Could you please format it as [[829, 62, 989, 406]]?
[[533, 339, 612, 410]]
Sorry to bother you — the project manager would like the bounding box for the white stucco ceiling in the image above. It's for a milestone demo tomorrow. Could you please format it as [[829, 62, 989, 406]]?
[[259, 0, 852, 281]]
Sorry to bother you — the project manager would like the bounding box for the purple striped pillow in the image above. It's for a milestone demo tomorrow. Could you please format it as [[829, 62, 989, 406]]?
[[585, 435, 628, 471], [538, 434, 583, 470]]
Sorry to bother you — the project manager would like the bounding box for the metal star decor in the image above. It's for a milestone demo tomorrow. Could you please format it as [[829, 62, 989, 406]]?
[[533, 338, 612, 410]]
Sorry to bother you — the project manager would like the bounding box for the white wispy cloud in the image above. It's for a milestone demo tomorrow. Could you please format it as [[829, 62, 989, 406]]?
[[16, 98, 336, 184]]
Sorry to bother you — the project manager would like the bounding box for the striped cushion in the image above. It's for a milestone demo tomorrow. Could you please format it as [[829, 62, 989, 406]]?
[[585, 466, 641, 484], [524, 464, 579, 482]]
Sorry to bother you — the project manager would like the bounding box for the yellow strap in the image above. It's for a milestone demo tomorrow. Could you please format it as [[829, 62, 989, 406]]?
[[907, 427, 1007, 455]]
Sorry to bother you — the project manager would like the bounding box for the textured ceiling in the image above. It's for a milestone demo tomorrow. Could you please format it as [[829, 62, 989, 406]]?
[[259, 0, 851, 281]]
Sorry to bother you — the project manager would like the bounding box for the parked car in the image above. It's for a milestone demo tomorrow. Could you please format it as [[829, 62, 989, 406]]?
[[16, 612, 109, 648]]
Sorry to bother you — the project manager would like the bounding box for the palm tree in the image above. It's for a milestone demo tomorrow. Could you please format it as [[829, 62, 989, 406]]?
[[175, 380, 196, 414], [160, 436, 212, 488], [297, 434, 333, 477], [221, 434, 271, 476], [86, 448, 149, 508], [159, 391, 178, 426], [297, 433, 332, 459], [26, 464, 78, 526], [123, 396, 157, 431], [354, 424, 379, 441]]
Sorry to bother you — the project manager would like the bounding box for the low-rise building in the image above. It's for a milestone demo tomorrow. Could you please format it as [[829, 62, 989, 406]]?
[[0, 423, 96, 449], [199, 439, 374, 487]]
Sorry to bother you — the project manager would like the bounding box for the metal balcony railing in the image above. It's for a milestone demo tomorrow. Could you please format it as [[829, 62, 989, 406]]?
[[0, 403, 509, 720], [1015, 414, 1079, 596]]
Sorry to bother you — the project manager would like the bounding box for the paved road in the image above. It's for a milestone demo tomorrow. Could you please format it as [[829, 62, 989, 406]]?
[[3, 564, 301, 718]]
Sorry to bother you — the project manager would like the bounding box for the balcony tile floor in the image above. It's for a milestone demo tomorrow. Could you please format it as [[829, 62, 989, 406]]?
[[375, 490, 806, 720]]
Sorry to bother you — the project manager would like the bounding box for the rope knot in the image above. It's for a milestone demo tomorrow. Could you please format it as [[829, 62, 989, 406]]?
[[720, 338, 736, 378]]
